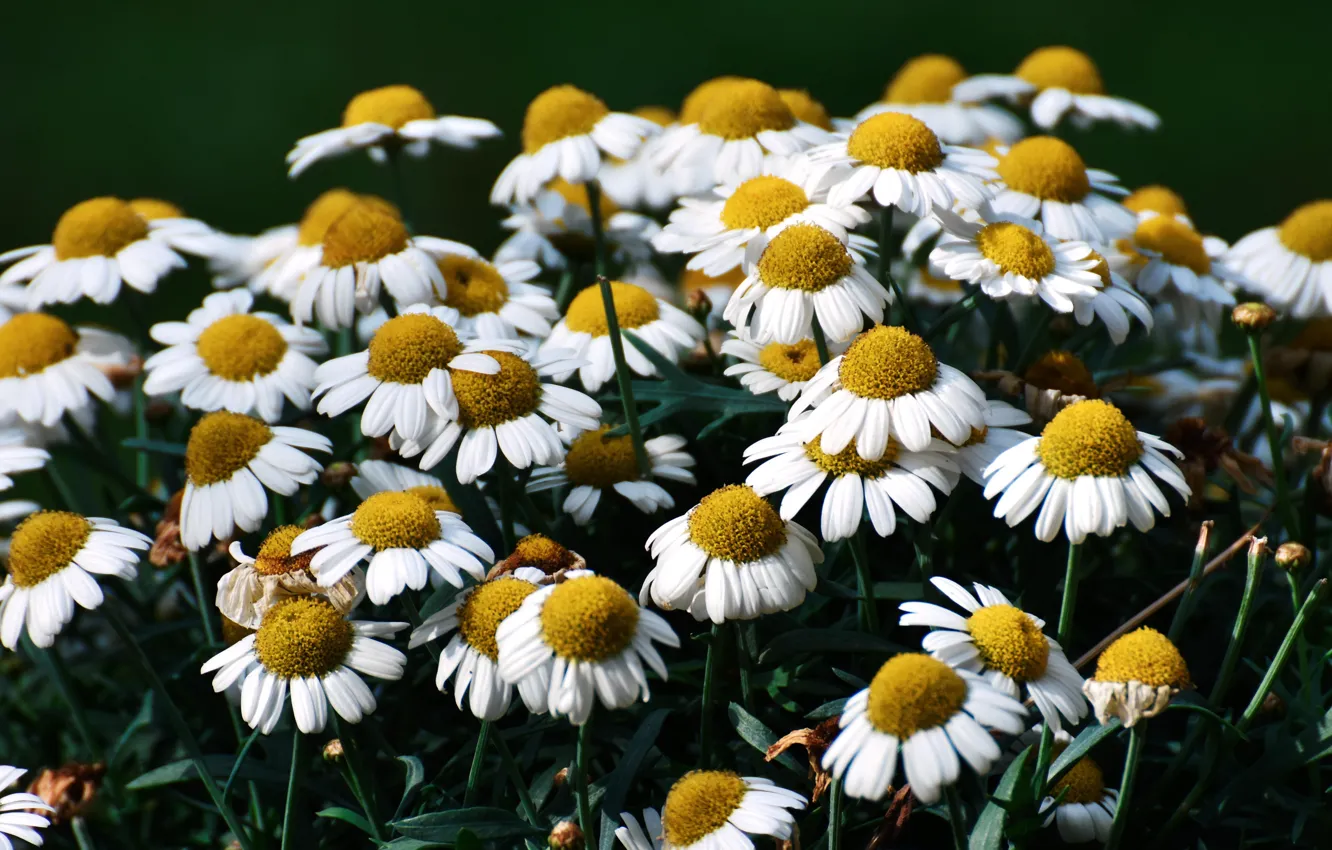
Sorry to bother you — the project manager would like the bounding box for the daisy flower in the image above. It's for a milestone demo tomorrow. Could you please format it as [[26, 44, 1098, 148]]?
[[0, 765, 52, 849], [430, 251, 559, 339], [491, 85, 659, 205], [0, 196, 186, 307], [144, 290, 327, 423], [541, 280, 704, 392], [1122, 184, 1192, 225], [855, 54, 1024, 146], [1083, 626, 1191, 727], [721, 330, 836, 401], [292, 490, 493, 605], [350, 459, 462, 515], [642, 484, 823, 623], [598, 105, 679, 211], [527, 426, 695, 525], [495, 570, 679, 724], [983, 399, 1190, 543], [1036, 731, 1121, 844], [723, 223, 885, 345], [787, 324, 989, 455], [129, 198, 232, 260], [496, 179, 659, 272], [988, 137, 1136, 243], [0, 431, 48, 491], [408, 566, 549, 721], [0, 313, 116, 427], [1072, 251, 1155, 345], [822, 652, 1027, 803], [652, 154, 869, 277], [779, 89, 834, 132], [218, 525, 364, 630], [1227, 200, 1332, 319], [613, 771, 806, 850], [899, 577, 1087, 730], [200, 596, 407, 734], [954, 46, 1160, 131], [180, 412, 331, 550], [0, 510, 150, 649], [287, 84, 500, 178], [744, 420, 958, 541], [808, 111, 996, 217], [952, 400, 1032, 485]]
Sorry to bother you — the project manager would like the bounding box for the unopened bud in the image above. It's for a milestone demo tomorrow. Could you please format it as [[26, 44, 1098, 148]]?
[[321, 462, 356, 489], [552, 767, 569, 788], [684, 288, 713, 323], [1275, 542, 1311, 571], [323, 739, 345, 762], [1232, 302, 1276, 331], [548, 820, 584, 850]]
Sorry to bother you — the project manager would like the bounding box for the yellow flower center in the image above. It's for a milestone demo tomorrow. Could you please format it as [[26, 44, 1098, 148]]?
[[1085, 251, 1112, 288], [1093, 626, 1190, 688], [633, 105, 676, 127], [51, 197, 149, 261], [451, 351, 542, 428], [130, 198, 185, 221], [1050, 751, 1106, 805], [184, 411, 273, 486], [696, 79, 795, 140], [919, 265, 965, 293], [680, 266, 746, 295], [1278, 200, 1332, 262], [997, 137, 1091, 203], [0, 313, 78, 378], [778, 89, 832, 130], [883, 54, 967, 104], [457, 577, 539, 660], [1036, 399, 1142, 479], [1123, 185, 1188, 218], [253, 525, 317, 576], [661, 771, 748, 847], [756, 224, 852, 293], [1134, 216, 1211, 275], [438, 255, 510, 317], [342, 85, 435, 130], [196, 314, 288, 381], [521, 85, 610, 153], [405, 485, 459, 514], [564, 281, 660, 336], [866, 653, 968, 738], [254, 597, 353, 679], [804, 435, 898, 478], [320, 203, 409, 268], [549, 178, 620, 220], [350, 491, 440, 551], [539, 575, 640, 662], [960, 425, 989, 447], [511, 534, 579, 573], [976, 221, 1057, 279], [5, 511, 92, 588], [679, 77, 748, 124], [1015, 46, 1105, 95], [966, 604, 1050, 682], [687, 484, 786, 564], [1024, 351, 1099, 398], [846, 112, 945, 174], [757, 339, 824, 383], [298, 190, 370, 247], [838, 325, 939, 400], [563, 426, 641, 489], [719, 176, 810, 231], [366, 313, 463, 385]]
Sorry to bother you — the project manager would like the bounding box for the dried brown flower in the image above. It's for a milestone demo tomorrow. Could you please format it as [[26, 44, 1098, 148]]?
[[766, 717, 839, 802], [149, 489, 187, 568], [26, 762, 104, 825]]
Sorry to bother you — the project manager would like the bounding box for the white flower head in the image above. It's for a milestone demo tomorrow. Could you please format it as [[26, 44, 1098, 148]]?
[[854, 53, 1024, 146], [613, 771, 806, 850], [496, 180, 659, 272], [0, 430, 48, 492], [952, 400, 1032, 485], [1083, 626, 1191, 727], [428, 252, 559, 339], [0, 313, 118, 427], [985, 137, 1136, 244], [721, 330, 841, 402], [1227, 200, 1332, 319], [219, 526, 365, 630]]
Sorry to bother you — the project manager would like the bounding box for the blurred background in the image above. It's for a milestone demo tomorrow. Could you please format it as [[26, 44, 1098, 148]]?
[[1, 0, 1328, 308]]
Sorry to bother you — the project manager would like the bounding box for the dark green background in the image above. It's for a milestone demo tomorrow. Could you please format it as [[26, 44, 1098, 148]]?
[[1, 0, 1328, 282]]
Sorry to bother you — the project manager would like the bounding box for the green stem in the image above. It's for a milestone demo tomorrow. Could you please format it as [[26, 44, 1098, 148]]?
[[826, 777, 843, 850], [133, 374, 150, 488], [1168, 520, 1214, 642], [464, 721, 493, 806], [878, 211, 916, 332], [72, 817, 97, 850], [595, 273, 651, 476], [26, 637, 98, 757], [187, 552, 219, 646], [555, 267, 577, 312], [1057, 541, 1082, 646], [585, 182, 608, 279], [1033, 723, 1055, 801], [336, 719, 385, 841], [810, 314, 831, 365], [385, 147, 414, 234], [924, 290, 980, 341], [575, 720, 597, 848], [1239, 579, 1327, 731], [1105, 722, 1147, 850], [494, 731, 541, 827], [496, 462, 517, 554], [1209, 538, 1267, 705], [1246, 332, 1299, 539], [699, 623, 722, 768], [281, 733, 308, 850], [849, 528, 879, 633], [944, 784, 967, 850]]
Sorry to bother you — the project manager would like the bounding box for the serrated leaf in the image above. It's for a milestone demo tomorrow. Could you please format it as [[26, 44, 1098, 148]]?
[[391, 807, 544, 842], [758, 629, 904, 665], [728, 703, 802, 773], [318, 807, 373, 833]]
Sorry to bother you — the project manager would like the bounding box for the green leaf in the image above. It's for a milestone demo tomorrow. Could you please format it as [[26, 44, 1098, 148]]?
[[1047, 720, 1120, 789], [624, 331, 693, 384], [394, 755, 426, 821], [970, 747, 1034, 850], [599, 709, 670, 850], [121, 437, 187, 456], [758, 629, 904, 665], [108, 691, 155, 768], [453, 829, 483, 850], [728, 703, 802, 773], [607, 398, 688, 436], [318, 807, 373, 834], [805, 698, 847, 720], [391, 808, 544, 843]]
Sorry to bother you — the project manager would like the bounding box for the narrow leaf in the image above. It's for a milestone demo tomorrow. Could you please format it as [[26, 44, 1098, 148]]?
[[728, 703, 802, 773]]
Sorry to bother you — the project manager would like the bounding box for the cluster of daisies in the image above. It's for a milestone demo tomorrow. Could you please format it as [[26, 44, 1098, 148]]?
[[0, 42, 1326, 850]]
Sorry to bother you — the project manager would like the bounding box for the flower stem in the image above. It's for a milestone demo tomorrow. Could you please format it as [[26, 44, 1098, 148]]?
[[495, 461, 517, 554], [72, 817, 97, 850], [849, 528, 879, 633], [1057, 541, 1082, 646], [575, 719, 597, 848], [1168, 520, 1214, 642], [133, 373, 151, 488], [25, 636, 99, 757], [281, 733, 308, 850], [826, 777, 843, 850], [1209, 537, 1267, 705], [810, 314, 831, 364], [699, 623, 722, 768], [878, 210, 916, 332], [595, 273, 651, 476], [585, 181, 609, 279], [464, 720, 492, 806], [944, 784, 968, 850], [188, 551, 219, 646], [493, 730, 541, 827], [335, 718, 385, 841], [1239, 578, 1327, 731], [555, 267, 577, 312], [923, 289, 980, 341], [1246, 332, 1299, 539], [1105, 722, 1147, 850]]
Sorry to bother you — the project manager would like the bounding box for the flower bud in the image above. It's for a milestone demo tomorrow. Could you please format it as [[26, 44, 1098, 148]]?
[[1231, 302, 1276, 331], [323, 739, 345, 763], [547, 821, 585, 850], [1275, 542, 1311, 571], [321, 462, 357, 489], [684, 288, 713, 324]]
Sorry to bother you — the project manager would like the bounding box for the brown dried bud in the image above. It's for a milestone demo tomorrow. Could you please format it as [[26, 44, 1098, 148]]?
[[766, 717, 840, 802], [547, 820, 585, 850], [552, 767, 570, 788], [26, 762, 104, 825], [684, 288, 713, 323], [1275, 542, 1311, 571], [149, 490, 187, 568], [1261, 691, 1286, 716], [323, 739, 345, 762], [321, 462, 357, 489], [1232, 302, 1277, 331], [97, 354, 144, 390]]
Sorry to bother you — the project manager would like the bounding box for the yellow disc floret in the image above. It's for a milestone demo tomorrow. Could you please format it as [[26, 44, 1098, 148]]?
[[405, 485, 459, 514], [564, 426, 641, 489], [438, 255, 510, 316], [1015, 46, 1105, 95], [847, 112, 945, 174], [1278, 200, 1332, 262], [884, 55, 967, 104], [252, 525, 317, 577], [457, 577, 539, 660], [758, 339, 824, 383], [564, 281, 660, 336], [838, 325, 939, 400], [1134, 216, 1211, 275], [976, 221, 1057, 279], [697, 80, 795, 140], [719, 176, 809, 231], [511, 534, 579, 573], [539, 575, 639, 662], [997, 137, 1091, 203], [1024, 351, 1099, 398], [756, 224, 852, 293], [51, 197, 149, 260], [320, 202, 409, 268], [451, 351, 541, 428], [350, 491, 440, 551], [1050, 752, 1106, 805], [687, 485, 786, 564], [1085, 251, 1112, 288], [1123, 186, 1188, 218], [0, 313, 79, 378], [1093, 626, 1190, 688], [1036, 399, 1142, 479], [343, 85, 435, 129], [522, 85, 610, 153], [778, 89, 832, 130], [661, 771, 748, 847], [366, 313, 463, 384], [130, 198, 185, 221], [866, 653, 968, 738], [804, 435, 898, 478], [6, 511, 92, 588], [184, 412, 272, 486], [918, 264, 965, 293], [298, 190, 369, 247], [680, 77, 747, 124], [196, 314, 288, 380], [966, 605, 1049, 682], [254, 597, 353, 679]]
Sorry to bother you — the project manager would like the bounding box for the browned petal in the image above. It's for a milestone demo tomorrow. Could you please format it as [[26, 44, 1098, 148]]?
[[26, 762, 105, 825]]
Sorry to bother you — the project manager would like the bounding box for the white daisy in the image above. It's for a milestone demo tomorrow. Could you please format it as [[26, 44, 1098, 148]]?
[[822, 652, 1027, 803], [598, 105, 679, 211], [1029, 729, 1121, 844], [954, 47, 1159, 132], [854, 54, 1024, 146], [408, 566, 550, 721], [491, 85, 659, 205], [1121, 185, 1193, 226], [0, 511, 150, 649], [0, 431, 48, 491], [1073, 251, 1155, 345], [495, 179, 659, 272], [128, 197, 234, 261], [983, 399, 1190, 543], [350, 459, 463, 514], [0, 196, 186, 307], [744, 418, 958, 541], [642, 484, 823, 623], [429, 251, 559, 339], [1227, 200, 1332, 319], [218, 525, 364, 630], [987, 137, 1136, 243], [495, 570, 679, 724], [200, 596, 407, 734], [180, 412, 331, 550], [527, 427, 695, 525], [205, 224, 299, 293], [0, 765, 52, 849], [721, 330, 838, 402], [144, 290, 327, 423], [613, 772, 806, 850], [1084, 626, 1191, 728], [900, 577, 1087, 731], [0, 313, 117, 427], [952, 400, 1032, 485], [541, 280, 704, 392]]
